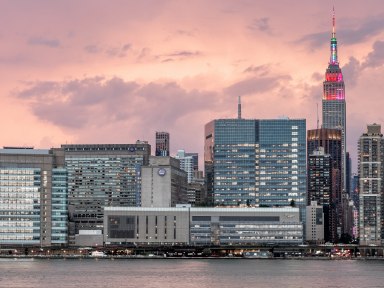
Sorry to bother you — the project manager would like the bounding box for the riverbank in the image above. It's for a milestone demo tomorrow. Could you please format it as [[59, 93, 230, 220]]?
[[0, 255, 383, 260]]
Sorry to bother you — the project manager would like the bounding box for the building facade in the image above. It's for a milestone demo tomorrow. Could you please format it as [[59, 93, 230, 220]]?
[[175, 150, 194, 183], [155, 132, 170, 156], [0, 148, 67, 246], [358, 124, 384, 245], [205, 118, 306, 221], [104, 207, 303, 246], [307, 147, 334, 242], [62, 143, 151, 245], [141, 156, 188, 207], [307, 128, 342, 240], [306, 201, 324, 243]]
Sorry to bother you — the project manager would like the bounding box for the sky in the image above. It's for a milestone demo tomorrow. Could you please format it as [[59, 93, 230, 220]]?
[[1, 0, 384, 173]]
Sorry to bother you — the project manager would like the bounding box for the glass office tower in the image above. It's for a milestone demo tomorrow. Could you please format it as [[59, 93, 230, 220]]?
[[205, 118, 306, 221], [0, 167, 41, 245], [0, 148, 65, 246], [51, 168, 68, 245]]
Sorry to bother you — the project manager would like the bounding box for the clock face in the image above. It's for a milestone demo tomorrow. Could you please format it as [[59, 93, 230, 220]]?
[[158, 168, 166, 176], [129, 146, 136, 152]]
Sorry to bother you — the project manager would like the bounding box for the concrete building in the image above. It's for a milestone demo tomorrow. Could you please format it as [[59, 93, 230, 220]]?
[[62, 143, 151, 245], [305, 201, 324, 244], [204, 118, 306, 221], [0, 147, 67, 247], [187, 182, 206, 206], [141, 156, 188, 207], [104, 207, 303, 246], [358, 124, 384, 245]]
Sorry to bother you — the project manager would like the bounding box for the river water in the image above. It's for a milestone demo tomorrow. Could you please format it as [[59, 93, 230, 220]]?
[[0, 258, 383, 288]]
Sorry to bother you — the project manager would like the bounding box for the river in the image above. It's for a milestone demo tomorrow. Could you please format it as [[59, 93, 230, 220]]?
[[0, 258, 383, 288]]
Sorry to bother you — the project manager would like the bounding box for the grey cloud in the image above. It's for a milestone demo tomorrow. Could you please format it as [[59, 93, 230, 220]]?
[[28, 37, 60, 48], [362, 41, 384, 69], [342, 57, 361, 87], [225, 75, 290, 97], [167, 50, 200, 57], [298, 15, 384, 49], [84, 45, 101, 54], [175, 30, 195, 37], [243, 64, 270, 76], [157, 50, 201, 63], [341, 16, 384, 45], [311, 72, 323, 81], [84, 43, 131, 57], [296, 32, 328, 50], [248, 18, 271, 33], [15, 77, 218, 130]]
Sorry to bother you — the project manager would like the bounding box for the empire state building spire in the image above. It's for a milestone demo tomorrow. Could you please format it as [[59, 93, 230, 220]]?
[[330, 7, 338, 65]]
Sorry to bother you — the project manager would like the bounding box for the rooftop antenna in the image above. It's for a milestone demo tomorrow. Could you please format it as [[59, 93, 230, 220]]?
[[238, 96, 242, 119], [317, 103, 319, 129]]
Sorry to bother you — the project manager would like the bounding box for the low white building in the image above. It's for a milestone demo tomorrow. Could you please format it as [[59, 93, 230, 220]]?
[[104, 207, 303, 246], [305, 201, 324, 243]]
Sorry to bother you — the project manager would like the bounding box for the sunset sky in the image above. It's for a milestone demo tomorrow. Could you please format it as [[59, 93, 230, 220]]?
[[1, 0, 384, 172]]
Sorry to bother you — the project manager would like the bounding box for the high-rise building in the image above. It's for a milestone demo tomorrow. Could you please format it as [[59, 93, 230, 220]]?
[[322, 10, 347, 193], [358, 124, 384, 245], [62, 143, 151, 245], [307, 147, 334, 242], [175, 150, 194, 183], [185, 152, 199, 172], [155, 132, 170, 156], [141, 156, 188, 207], [0, 147, 67, 246], [204, 118, 307, 221], [307, 128, 342, 241], [307, 128, 342, 173]]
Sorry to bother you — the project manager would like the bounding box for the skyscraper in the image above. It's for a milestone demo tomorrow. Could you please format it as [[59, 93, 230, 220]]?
[[155, 132, 170, 156], [307, 147, 334, 242], [322, 10, 347, 192], [358, 124, 384, 245], [204, 118, 307, 221], [175, 150, 194, 183], [307, 128, 342, 241]]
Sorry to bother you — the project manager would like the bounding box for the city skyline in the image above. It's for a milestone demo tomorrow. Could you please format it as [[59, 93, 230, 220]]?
[[1, 1, 384, 173]]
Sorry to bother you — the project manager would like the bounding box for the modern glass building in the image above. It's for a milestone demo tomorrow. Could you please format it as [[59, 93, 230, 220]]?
[[358, 124, 384, 245], [62, 143, 151, 244], [0, 167, 41, 245], [51, 168, 68, 245], [0, 148, 65, 246], [205, 118, 306, 221]]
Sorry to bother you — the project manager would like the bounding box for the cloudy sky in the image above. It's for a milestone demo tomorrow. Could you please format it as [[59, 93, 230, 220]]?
[[1, 0, 384, 172]]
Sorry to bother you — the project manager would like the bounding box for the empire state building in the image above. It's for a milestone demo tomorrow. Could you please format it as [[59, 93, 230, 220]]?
[[322, 10, 346, 192]]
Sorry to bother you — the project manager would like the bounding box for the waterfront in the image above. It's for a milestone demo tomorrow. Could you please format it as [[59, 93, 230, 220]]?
[[0, 259, 384, 288]]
